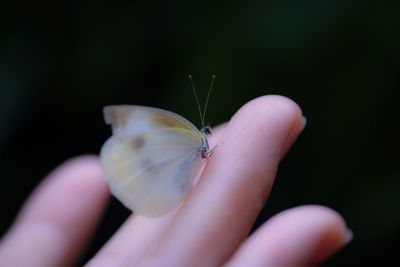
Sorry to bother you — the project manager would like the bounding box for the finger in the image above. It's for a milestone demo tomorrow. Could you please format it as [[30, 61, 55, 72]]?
[[85, 212, 177, 267], [85, 124, 229, 267], [0, 156, 109, 267], [141, 95, 305, 267], [225, 205, 352, 267]]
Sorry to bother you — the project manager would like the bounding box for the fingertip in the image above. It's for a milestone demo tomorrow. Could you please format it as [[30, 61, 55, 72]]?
[[0, 155, 110, 267], [20, 155, 109, 221], [227, 205, 351, 267], [234, 95, 303, 126], [46, 155, 108, 197], [278, 205, 351, 246], [225, 95, 304, 159], [291, 205, 352, 265], [48, 155, 103, 183], [243, 95, 304, 157]]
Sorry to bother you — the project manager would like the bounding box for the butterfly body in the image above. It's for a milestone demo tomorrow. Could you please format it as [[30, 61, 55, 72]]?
[[100, 105, 211, 217]]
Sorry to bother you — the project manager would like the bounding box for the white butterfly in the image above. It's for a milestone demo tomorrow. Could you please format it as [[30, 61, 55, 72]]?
[[100, 76, 215, 217]]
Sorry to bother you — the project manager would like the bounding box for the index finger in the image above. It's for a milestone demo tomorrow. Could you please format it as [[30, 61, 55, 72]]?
[[142, 95, 304, 267]]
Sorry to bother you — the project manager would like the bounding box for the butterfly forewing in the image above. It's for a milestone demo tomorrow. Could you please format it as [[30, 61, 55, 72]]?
[[104, 105, 201, 139], [100, 105, 206, 217]]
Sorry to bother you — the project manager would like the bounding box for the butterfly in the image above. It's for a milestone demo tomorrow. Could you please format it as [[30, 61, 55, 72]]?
[[100, 75, 216, 217]]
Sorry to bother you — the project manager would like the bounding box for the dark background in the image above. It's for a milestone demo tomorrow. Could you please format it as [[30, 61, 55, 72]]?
[[1, 0, 399, 266]]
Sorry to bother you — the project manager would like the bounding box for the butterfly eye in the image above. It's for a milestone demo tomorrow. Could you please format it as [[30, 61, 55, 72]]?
[[202, 123, 212, 136]]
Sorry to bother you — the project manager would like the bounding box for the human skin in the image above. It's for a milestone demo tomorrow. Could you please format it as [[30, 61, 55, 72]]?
[[0, 95, 351, 267]]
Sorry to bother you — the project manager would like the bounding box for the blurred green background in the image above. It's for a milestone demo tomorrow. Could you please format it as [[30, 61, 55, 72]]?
[[1, 0, 399, 266]]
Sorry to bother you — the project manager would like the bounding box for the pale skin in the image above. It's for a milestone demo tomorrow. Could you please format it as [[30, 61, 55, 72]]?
[[0, 95, 351, 267]]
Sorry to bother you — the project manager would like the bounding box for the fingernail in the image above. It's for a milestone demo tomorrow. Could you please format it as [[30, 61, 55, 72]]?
[[345, 228, 354, 244], [300, 116, 307, 132], [280, 114, 306, 159]]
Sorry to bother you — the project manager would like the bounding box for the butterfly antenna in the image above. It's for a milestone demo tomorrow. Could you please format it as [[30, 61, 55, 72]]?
[[202, 74, 215, 126], [189, 75, 204, 128]]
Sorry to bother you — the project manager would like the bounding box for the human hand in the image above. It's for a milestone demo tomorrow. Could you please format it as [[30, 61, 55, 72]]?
[[0, 96, 351, 267]]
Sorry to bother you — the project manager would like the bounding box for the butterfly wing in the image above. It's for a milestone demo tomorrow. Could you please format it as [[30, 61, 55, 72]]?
[[100, 105, 205, 217], [104, 105, 201, 139]]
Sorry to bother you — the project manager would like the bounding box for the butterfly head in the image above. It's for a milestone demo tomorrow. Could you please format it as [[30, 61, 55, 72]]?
[[201, 122, 212, 136]]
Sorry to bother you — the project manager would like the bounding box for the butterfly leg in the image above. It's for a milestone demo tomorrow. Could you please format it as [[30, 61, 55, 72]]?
[[205, 145, 218, 158]]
